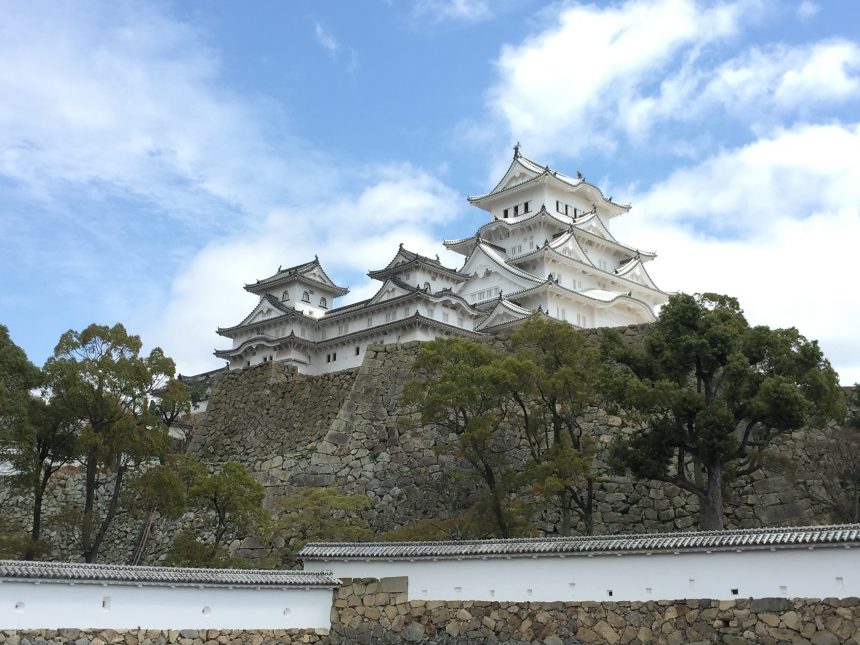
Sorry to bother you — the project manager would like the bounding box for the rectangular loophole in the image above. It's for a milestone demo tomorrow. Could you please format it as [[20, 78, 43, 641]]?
[[102, 596, 111, 611], [731, 588, 739, 596]]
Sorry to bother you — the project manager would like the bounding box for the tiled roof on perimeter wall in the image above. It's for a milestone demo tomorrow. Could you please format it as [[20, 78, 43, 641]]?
[[0, 560, 339, 588], [299, 524, 860, 560]]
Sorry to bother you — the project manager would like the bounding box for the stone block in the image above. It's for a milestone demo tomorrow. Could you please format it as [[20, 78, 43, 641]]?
[[379, 576, 408, 593], [751, 598, 793, 613]]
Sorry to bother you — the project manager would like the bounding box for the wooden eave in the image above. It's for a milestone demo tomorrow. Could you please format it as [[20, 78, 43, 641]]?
[[245, 273, 349, 297], [504, 280, 656, 318], [526, 247, 666, 300], [367, 257, 465, 282], [215, 313, 484, 359], [217, 296, 305, 337]]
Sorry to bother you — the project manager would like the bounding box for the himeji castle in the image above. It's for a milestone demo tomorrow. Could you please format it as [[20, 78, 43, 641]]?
[[215, 147, 668, 375]]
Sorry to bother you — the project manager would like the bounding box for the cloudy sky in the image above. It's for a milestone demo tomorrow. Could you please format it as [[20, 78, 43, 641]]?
[[2, 0, 859, 384]]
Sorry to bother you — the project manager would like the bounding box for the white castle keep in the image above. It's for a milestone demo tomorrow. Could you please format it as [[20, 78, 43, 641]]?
[[215, 148, 668, 375]]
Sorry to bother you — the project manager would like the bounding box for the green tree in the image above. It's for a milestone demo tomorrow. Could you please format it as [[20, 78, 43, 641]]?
[[0, 324, 40, 438], [0, 325, 77, 559], [126, 454, 204, 564], [606, 293, 845, 530], [10, 398, 78, 559], [848, 384, 860, 428], [274, 486, 371, 566], [505, 317, 603, 535], [402, 338, 526, 537], [164, 461, 268, 568], [150, 370, 191, 431], [44, 323, 176, 562]]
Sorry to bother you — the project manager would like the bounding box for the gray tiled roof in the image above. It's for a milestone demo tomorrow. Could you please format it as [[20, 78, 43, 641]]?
[[299, 524, 860, 560], [0, 560, 339, 588]]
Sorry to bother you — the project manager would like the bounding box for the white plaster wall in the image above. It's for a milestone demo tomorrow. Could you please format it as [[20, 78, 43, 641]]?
[[489, 185, 543, 221], [0, 582, 333, 630], [304, 547, 858, 602]]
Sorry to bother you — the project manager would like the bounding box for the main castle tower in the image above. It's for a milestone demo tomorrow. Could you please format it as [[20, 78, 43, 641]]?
[[215, 147, 668, 374]]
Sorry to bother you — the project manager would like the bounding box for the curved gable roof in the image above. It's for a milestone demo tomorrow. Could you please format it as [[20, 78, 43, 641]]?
[[460, 241, 544, 286], [245, 257, 348, 296], [368, 244, 464, 282]]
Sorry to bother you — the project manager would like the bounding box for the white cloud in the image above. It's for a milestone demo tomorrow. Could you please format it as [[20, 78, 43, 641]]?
[[620, 40, 860, 137], [314, 21, 339, 55], [487, 0, 754, 157], [0, 2, 329, 227], [796, 1, 819, 20], [411, 0, 493, 23], [485, 0, 860, 157], [612, 123, 860, 384], [149, 165, 463, 374]]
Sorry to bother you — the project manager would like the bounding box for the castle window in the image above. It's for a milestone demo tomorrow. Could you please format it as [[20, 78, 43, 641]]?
[[302, 291, 310, 302], [332, 352, 337, 361], [524, 201, 530, 213], [320, 296, 327, 308], [424, 281, 431, 291], [556, 200, 561, 212], [564, 204, 570, 216], [281, 290, 290, 302], [503, 208, 509, 218], [355, 346, 360, 356], [513, 205, 519, 216]]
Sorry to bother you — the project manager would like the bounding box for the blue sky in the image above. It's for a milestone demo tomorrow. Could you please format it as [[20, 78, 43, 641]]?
[[1, 0, 859, 384]]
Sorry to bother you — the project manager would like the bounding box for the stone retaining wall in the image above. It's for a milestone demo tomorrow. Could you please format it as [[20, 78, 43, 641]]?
[[191, 327, 830, 537], [330, 577, 860, 644]]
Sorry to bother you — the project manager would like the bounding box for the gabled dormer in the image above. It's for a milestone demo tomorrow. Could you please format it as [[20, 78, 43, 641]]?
[[468, 145, 631, 222], [244, 257, 348, 318], [368, 244, 466, 291]]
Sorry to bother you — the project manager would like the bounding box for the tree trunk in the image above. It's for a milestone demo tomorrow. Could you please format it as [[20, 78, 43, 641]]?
[[700, 465, 724, 531], [81, 450, 99, 561], [25, 467, 51, 560], [583, 478, 594, 536], [87, 465, 126, 563], [479, 460, 509, 537], [128, 510, 158, 565], [559, 489, 571, 536]]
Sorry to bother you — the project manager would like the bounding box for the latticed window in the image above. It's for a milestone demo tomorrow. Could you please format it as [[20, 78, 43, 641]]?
[[302, 291, 310, 302], [281, 290, 290, 301], [320, 297, 327, 308]]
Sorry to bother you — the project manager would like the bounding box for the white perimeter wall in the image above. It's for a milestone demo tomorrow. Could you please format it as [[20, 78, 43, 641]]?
[[0, 582, 333, 630], [305, 547, 858, 602]]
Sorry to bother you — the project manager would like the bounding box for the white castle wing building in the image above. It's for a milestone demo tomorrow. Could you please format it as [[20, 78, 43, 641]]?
[[216, 148, 668, 375]]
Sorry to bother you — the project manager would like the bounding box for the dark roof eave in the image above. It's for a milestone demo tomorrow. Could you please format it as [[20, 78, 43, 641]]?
[[0, 560, 339, 588], [298, 524, 860, 560]]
